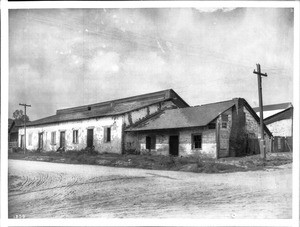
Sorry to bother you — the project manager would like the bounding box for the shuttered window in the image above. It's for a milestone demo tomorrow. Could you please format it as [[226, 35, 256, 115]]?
[[73, 130, 78, 144], [28, 133, 33, 146], [192, 134, 202, 149], [20, 135, 24, 148], [221, 114, 228, 121], [146, 135, 156, 149], [221, 114, 228, 128], [51, 132, 56, 145], [104, 127, 111, 142], [208, 123, 216, 129]]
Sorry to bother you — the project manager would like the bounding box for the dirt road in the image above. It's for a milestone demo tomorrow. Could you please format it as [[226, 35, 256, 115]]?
[[8, 160, 292, 219]]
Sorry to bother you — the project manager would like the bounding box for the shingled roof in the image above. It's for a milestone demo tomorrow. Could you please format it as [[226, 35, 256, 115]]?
[[27, 89, 189, 127], [126, 98, 272, 137], [126, 99, 236, 131]]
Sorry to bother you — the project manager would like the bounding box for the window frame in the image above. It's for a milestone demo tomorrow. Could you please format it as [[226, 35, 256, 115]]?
[[20, 135, 24, 148], [104, 127, 112, 143], [51, 131, 56, 145], [222, 122, 227, 129], [208, 122, 216, 129], [192, 134, 202, 149], [221, 113, 228, 121], [73, 130, 79, 144], [146, 135, 156, 150], [28, 133, 33, 146]]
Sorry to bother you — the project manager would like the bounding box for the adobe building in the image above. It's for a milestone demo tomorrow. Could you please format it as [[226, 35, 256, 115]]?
[[126, 98, 272, 158], [18, 89, 189, 153], [18, 90, 272, 158]]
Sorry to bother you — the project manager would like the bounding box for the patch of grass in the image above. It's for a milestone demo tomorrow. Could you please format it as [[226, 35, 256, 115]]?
[[8, 149, 292, 173]]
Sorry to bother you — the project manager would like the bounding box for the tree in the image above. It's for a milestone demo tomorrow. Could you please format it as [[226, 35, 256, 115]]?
[[12, 109, 30, 124]]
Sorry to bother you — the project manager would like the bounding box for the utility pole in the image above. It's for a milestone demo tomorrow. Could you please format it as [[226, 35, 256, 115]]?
[[253, 64, 267, 160], [19, 103, 31, 154]]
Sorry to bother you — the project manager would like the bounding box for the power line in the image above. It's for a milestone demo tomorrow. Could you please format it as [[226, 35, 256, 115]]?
[[12, 15, 258, 70], [11, 13, 292, 74]]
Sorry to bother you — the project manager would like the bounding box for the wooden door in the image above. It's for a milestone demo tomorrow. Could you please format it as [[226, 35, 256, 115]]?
[[274, 136, 286, 152], [169, 135, 179, 156], [60, 131, 66, 148], [20, 135, 24, 148], [38, 133, 43, 149], [87, 129, 94, 148]]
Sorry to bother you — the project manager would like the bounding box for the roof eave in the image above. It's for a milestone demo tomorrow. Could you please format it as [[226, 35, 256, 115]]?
[[26, 98, 178, 127]]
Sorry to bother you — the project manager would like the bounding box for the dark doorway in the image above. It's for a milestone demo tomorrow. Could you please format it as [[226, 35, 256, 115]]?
[[60, 131, 66, 148], [274, 136, 292, 152], [146, 136, 151, 149], [87, 129, 94, 148], [20, 135, 24, 148], [246, 138, 260, 155], [169, 135, 179, 156], [38, 133, 43, 150]]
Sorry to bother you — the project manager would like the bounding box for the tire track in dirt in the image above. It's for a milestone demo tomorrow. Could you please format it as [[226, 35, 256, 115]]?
[[8, 160, 292, 219]]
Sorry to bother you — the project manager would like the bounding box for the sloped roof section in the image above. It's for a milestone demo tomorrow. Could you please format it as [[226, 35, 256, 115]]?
[[126, 99, 236, 131], [126, 98, 272, 137], [9, 120, 26, 133], [253, 102, 292, 112], [264, 107, 293, 125], [27, 89, 189, 127]]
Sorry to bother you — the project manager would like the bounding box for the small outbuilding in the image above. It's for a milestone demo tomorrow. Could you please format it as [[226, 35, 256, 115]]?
[[264, 104, 293, 152], [8, 120, 21, 151], [125, 98, 273, 158], [253, 103, 293, 152]]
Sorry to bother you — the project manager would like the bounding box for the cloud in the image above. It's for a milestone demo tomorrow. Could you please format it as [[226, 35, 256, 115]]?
[[9, 8, 294, 120], [87, 51, 120, 75]]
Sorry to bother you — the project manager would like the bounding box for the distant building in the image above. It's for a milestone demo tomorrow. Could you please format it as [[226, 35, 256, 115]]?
[[126, 98, 272, 158], [8, 120, 21, 150], [253, 103, 293, 152]]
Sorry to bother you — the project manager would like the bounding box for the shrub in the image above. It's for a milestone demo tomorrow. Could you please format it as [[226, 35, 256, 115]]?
[[13, 147, 23, 153], [125, 149, 140, 155]]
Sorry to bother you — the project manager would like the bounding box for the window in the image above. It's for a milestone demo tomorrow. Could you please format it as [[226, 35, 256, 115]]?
[[107, 127, 111, 142], [104, 127, 111, 142], [192, 134, 202, 149], [222, 122, 227, 129], [278, 137, 282, 150], [221, 114, 228, 121], [146, 135, 156, 150], [208, 123, 216, 129], [221, 114, 228, 129], [51, 131, 56, 145], [20, 135, 24, 148], [73, 130, 78, 144], [28, 133, 32, 146]]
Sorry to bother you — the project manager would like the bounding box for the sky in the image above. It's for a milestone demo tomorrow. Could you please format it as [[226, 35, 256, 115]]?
[[9, 7, 294, 121]]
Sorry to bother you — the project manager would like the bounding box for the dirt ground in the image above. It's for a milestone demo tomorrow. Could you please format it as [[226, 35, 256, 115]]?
[[8, 159, 292, 219]]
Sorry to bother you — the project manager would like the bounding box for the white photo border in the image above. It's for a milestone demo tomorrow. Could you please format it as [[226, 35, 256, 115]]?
[[1, 1, 299, 227]]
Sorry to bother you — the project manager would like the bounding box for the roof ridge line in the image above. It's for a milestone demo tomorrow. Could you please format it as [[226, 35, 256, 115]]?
[[198, 98, 236, 107], [57, 89, 173, 112]]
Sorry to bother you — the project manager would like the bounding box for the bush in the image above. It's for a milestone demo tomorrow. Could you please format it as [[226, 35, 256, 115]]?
[[13, 147, 26, 153], [78, 146, 98, 155], [125, 149, 140, 155]]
